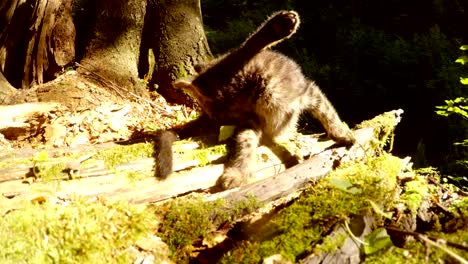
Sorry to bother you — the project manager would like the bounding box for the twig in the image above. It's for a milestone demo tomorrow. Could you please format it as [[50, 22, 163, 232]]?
[[75, 62, 127, 99], [344, 219, 368, 246], [127, 91, 173, 116], [419, 235, 468, 264], [386, 226, 468, 252]]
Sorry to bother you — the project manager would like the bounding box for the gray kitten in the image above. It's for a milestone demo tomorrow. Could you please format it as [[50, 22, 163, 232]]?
[[157, 11, 355, 190]]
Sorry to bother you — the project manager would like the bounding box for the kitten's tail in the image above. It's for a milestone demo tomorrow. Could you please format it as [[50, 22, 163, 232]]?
[[154, 131, 179, 179], [306, 81, 356, 146], [196, 11, 301, 87], [244, 10, 301, 51]]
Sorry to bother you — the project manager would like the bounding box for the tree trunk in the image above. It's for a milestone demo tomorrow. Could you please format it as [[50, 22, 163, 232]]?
[[77, 0, 148, 98], [0, 0, 75, 89], [145, 0, 212, 105]]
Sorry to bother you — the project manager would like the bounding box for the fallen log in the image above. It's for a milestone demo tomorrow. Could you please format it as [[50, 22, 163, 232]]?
[[0, 110, 403, 205]]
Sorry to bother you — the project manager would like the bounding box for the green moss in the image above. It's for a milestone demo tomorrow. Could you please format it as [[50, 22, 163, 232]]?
[[401, 175, 428, 214], [429, 228, 468, 260], [174, 142, 227, 167], [34, 163, 67, 181], [0, 199, 156, 263], [94, 142, 154, 169], [449, 196, 468, 216], [219, 154, 401, 263], [155, 196, 261, 262], [146, 48, 156, 81], [176, 63, 189, 78], [315, 233, 348, 254], [24, 151, 70, 181], [356, 111, 400, 151], [116, 170, 147, 182]]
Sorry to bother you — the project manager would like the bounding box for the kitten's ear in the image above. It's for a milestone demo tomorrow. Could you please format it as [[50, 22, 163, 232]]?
[[173, 77, 195, 90]]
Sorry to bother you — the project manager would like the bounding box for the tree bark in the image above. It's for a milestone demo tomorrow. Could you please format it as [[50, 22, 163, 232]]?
[[0, 0, 75, 89], [0, 71, 16, 102], [145, 0, 212, 105], [78, 0, 148, 98]]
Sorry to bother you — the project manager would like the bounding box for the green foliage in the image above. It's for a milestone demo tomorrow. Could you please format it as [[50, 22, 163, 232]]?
[[0, 199, 155, 263], [218, 125, 236, 142], [434, 45, 468, 188], [436, 97, 468, 120], [364, 228, 393, 256]]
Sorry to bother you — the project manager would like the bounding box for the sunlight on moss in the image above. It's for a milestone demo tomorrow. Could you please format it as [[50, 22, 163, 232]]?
[[401, 175, 428, 214], [356, 111, 399, 151], [155, 196, 261, 263], [314, 233, 348, 254], [95, 142, 154, 169], [0, 198, 156, 263], [174, 142, 227, 167], [176, 63, 189, 78]]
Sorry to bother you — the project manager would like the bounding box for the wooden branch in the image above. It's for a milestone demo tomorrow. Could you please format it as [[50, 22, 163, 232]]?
[[0, 102, 63, 130]]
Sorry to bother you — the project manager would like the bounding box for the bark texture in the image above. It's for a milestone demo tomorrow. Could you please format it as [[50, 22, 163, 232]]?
[[78, 0, 147, 98], [0, 71, 16, 102], [0, 0, 75, 89], [145, 0, 212, 105]]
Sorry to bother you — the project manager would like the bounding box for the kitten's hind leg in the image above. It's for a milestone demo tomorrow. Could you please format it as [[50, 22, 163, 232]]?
[[307, 82, 356, 146], [216, 128, 261, 190]]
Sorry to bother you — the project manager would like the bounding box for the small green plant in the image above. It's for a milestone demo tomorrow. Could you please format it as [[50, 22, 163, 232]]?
[[436, 45, 468, 146], [435, 45, 468, 189]]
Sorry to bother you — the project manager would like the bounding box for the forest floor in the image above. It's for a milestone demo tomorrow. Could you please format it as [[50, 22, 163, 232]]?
[[0, 70, 467, 263]]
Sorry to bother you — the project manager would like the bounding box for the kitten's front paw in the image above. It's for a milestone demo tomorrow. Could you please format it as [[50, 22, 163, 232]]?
[[216, 167, 248, 190]]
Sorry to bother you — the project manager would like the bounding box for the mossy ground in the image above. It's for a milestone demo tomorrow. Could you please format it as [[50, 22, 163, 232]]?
[[154, 196, 261, 262], [219, 153, 402, 263], [0, 198, 156, 263]]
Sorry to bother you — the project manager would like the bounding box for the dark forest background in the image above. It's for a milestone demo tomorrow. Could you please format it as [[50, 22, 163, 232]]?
[[200, 0, 468, 179]]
